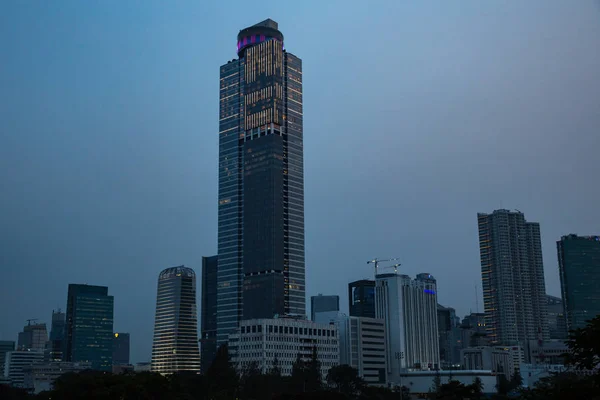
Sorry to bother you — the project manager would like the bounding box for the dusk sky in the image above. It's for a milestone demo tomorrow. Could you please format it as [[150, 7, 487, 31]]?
[[1, 1, 599, 363]]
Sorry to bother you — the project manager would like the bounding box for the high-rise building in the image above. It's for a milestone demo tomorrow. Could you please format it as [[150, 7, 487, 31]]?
[[310, 294, 339, 321], [217, 19, 305, 343], [348, 280, 376, 318], [0, 341, 15, 376], [201, 255, 218, 373], [17, 322, 47, 351], [112, 333, 130, 365], [546, 295, 567, 340], [477, 209, 549, 345], [460, 312, 488, 348], [65, 284, 114, 371], [151, 266, 200, 374], [437, 305, 462, 367], [46, 310, 65, 361], [375, 272, 440, 384], [557, 234, 600, 332]]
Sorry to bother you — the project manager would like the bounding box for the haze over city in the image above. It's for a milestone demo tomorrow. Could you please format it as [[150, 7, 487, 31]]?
[[1, 0, 599, 365]]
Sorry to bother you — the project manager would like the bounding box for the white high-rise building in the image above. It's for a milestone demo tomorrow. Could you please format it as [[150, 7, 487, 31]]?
[[228, 317, 339, 378], [375, 272, 439, 384]]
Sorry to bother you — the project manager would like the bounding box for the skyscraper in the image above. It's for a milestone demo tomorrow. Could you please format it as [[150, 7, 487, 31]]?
[[47, 309, 66, 361], [375, 272, 440, 383], [17, 322, 47, 351], [65, 284, 114, 371], [112, 333, 130, 365], [217, 19, 305, 343], [310, 294, 339, 321], [557, 234, 600, 332], [151, 266, 200, 374], [477, 209, 549, 345], [348, 280, 376, 318], [200, 255, 218, 373]]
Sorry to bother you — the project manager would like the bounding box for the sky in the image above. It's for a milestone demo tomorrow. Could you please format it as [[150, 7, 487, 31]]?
[[1, 1, 599, 364]]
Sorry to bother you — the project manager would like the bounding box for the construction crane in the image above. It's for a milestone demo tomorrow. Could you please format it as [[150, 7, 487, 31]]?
[[26, 318, 38, 326], [367, 258, 400, 278]]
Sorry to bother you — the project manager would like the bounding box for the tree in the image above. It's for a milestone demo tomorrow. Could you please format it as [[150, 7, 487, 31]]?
[[326, 364, 364, 396], [240, 361, 263, 400], [269, 356, 281, 377], [469, 377, 484, 400], [291, 352, 306, 393], [206, 344, 238, 399], [509, 370, 523, 391], [305, 346, 322, 392], [565, 314, 600, 370]]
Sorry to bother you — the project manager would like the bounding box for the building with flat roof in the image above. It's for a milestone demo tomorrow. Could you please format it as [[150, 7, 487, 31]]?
[[348, 280, 376, 318], [3, 350, 44, 388], [310, 294, 339, 321], [112, 332, 130, 365], [228, 318, 338, 378], [201, 255, 218, 373], [18, 322, 47, 352], [23, 361, 91, 394], [0, 341, 15, 377]]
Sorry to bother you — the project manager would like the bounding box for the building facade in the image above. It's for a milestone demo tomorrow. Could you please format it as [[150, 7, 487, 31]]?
[[310, 294, 339, 321], [557, 234, 600, 332], [461, 346, 511, 375], [437, 305, 462, 367], [348, 280, 376, 318], [228, 317, 338, 378], [65, 284, 114, 371], [151, 266, 200, 374], [112, 333, 130, 365], [546, 295, 567, 340], [23, 361, 91, 394], [217, 19, 305, 343], [3, 350, 44, 388], [46, 310, 65, 361], [477, 209, 549, 345], [375, 272, 440, 384], [201, 255, 218, 373], [17, 323, 47, 352], [0, 341, 15, 377], [338, 316, 387, 385]]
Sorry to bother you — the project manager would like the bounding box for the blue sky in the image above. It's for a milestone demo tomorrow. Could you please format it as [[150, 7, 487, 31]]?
[[1, 1, 599, 363]]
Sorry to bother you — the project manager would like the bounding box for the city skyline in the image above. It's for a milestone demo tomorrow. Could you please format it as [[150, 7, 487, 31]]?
[[2, 1, 600, 364]]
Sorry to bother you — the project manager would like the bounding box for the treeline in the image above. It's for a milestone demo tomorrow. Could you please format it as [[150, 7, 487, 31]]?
[[2, 316, 600, 399]]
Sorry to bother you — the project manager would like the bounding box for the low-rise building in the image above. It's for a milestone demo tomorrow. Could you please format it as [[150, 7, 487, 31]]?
[[3, 350, 44, 389], [339, 316, 387, 385], [525, 340, 568, 365], [228, 317, 339, 378], [399, 370, 497, 395], [461, 346, 511, 375], [22, 361, 91, 394]]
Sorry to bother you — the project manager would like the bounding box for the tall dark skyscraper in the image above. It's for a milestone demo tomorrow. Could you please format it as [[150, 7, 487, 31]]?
[[151, 266, 200, 374], [65, 284, 114, 371], [200, 255, 218, 373], [348, 280, 376, 318], [47, 309, 66, 361], [477, 209, 549, 345], [557, 234, 600, 332], [217, 19, 305, 343]]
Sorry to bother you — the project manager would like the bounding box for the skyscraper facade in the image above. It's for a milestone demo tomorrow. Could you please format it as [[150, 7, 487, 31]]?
[[348, 280, 376, 319], [310, 294, 339, 321], [112, 333, 130, 365], [47, 310, 66, 361], [151, 266, 200, 374], [201, 255, 218, 373], [17, 322, 47, 351], [477, 209, 549, 345], [217, 19, 305, 343], [557, 234, 600, 331], [375, 272, 440, 383], [65, 284, 114, 371]]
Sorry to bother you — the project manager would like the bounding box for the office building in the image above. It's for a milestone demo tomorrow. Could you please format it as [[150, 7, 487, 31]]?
[[228, 317, 338, 378], [338, 316, 387, 385], [112, 333, 130, 365], [217, 19, 305, 343], [557, 234, 600, 332], [201, 255, 218, 373], [375, 272, 440, 384], [348, 280, 376, 318], [460, 312, 488, 348], [546, 295, 567, 340], [477, 209, 549, 344], [151, 266, 200, 374], [0, 341, 15, 377], [17, 322, 47, 351], [3, 350, 44, 388], [437, 305, 462, 367], [65, 284, 114, 371], [23, 361, 91, 394], [310, 294, 339, 321], [46, 310, 66, 361]]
